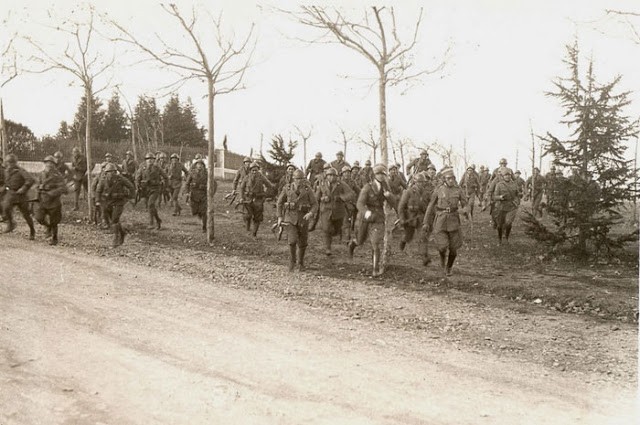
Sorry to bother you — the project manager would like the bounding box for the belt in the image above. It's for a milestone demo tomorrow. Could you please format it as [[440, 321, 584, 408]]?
[[436, 207, 457, 213]]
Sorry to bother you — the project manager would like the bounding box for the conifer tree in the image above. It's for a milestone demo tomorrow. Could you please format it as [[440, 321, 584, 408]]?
[[523, 41, 639, 256]]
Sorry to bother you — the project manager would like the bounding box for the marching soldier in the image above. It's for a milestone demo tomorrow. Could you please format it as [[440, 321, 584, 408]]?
[[423, 168, 468, 276], [350, 161, 362, 189], [406, 150, 432, 177], [70, 147, 88, 211], [34, 156, 68, 245], [330, 151, 350, 172], [2, 154, 36, 239], [314, 167, 355, 256], [136, 153, 169, 229], [514, 170, 526, 200], [121, 151, 138, 185], [305, 152, 326, 186], [232, 156, 252, 193], [185, 159, 208, 232], [240, 161, 275, 237], [53, 151, 71, 180], [277, 169, 317, 271], [357, 159, 374, 187], [525, 167, 546, 217], [167, 153, 189, 216], [490, 168, 521, 243], [398, 173, 433, 265], [278, 163, 296, 196], [341, 165, 359, 240], [96, 163, 135, 247], [348, 164, 398, 277], [388, 163, 407, 196], [460, 165, 480, 216], [478, 165, 490, 209]]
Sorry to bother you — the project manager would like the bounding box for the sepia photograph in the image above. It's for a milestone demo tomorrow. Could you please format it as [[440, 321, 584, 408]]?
[[1, 0, 638, 423]]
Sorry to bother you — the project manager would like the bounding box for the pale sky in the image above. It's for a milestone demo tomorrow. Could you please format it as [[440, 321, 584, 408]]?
[[2, 0, 639, 176]]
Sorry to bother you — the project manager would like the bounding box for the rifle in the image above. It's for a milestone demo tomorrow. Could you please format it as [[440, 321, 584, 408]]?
[[224, 191, 237, 205]]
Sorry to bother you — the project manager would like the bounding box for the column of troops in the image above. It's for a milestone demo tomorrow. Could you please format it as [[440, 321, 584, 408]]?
[[2, 148, 559, 277]]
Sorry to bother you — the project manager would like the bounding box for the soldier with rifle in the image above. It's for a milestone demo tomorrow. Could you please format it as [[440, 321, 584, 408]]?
[[398, 173, 433, 266], [340, 165, 359, 241], [406, 150, 432, 178], [277, 163, 296, 196], [305, 152, 326, 187], [490, 167, 522, 243], [167, 153, 189, 216], [357, 159, 373, 187], [239, 161, 275, 237], [478, 165, 490, 209], [33, 156, 68, 245], [121, 151, 138, 186], [277, 169, 317, 271], [70, 147, 88, 211], [136, 153, 169, 229], [185, 159, 209, 232], [96, 163, 135, 247], [314, 167, 355, 256], [525, 167, 546, 217], [53, 151, 71, 181], [1, 154, 36, 239], [232, 156, 252, 193], [459, 165, 481, 217], [330, 151, 350, 173], [348, 164, 398, 277]]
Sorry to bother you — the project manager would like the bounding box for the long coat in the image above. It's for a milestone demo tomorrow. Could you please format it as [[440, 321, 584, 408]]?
[[36, 169, 68, 209], [277, 182, 317, 226], [314, 180, 355, 229]]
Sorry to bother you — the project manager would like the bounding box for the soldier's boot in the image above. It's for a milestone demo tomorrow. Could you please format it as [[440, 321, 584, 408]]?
[[252, 221, 260, 237], [50, 225, 59, 246], [112, 224, 122, 247], [347, 239, 357, 258], [119, 225, 128, 245], [372, 248, 381, 277], [26, 217, 36, 241], [175, 204, 181, 216], [505, 224, 512, 241], [155, 212, 162, 230], [201, 216, 207, 233], [324, 234, 332, 256], [298, 245, 307, 271], [244, 218, 251, 232], [446, 251, 457, 276], [44, 224, 52, 238], [73, 193, 80, 211], [497, 227, 503, 244], [399, 240, 407, 251], [439, 250, 447, 275], [288, 243, 297, 272], [148, 212, 155, 229]]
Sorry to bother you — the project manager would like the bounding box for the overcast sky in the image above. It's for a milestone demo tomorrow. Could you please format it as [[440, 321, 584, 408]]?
[[2, 0, 639, 175]]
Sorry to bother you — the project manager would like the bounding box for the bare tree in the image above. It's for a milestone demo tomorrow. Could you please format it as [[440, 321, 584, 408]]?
[[294, 124, 313, 170], [283, 6, 449, 166], [115, 85, 137, 161], [111, 4, 255, 244], [605, 9, 640, 44], [23, 6, 114, 217], [357, 128, 380, 163], [333, 126, 356, 161]]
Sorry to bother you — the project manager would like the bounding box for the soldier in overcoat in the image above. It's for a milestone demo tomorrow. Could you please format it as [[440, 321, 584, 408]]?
[[240, 161, 275, 237], [34, 156, 68, 245], [398, 173, 433, 265], [96, 163, 135, 247], [2, 154, 36, 239], [313, 167, 355, 255]]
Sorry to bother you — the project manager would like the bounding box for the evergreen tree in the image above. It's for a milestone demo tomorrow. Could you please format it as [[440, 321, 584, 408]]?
[[102, 91, 130, 142], [71, 94, 105, 141], [160, 94, 183, 146], [56, 121, 71, 139], [260, 134, 298, 185], [133, 95, 162, 151], [4, 119, 38, 156], [523, 42, 639, 256], [179, 97, 206, 147]]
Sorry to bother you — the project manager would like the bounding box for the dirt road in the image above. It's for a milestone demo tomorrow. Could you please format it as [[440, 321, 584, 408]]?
[[0, 238, 635, 424]]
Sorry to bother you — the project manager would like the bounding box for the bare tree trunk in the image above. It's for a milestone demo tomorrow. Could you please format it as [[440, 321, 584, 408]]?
[[85, 85, 94, 217], [206, 79, 216, 244], [378, 70, 388, 165]]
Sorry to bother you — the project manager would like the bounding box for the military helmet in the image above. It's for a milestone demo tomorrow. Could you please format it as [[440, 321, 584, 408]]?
[[286, 163, 295, 170], [159, 152, 168, 159], [365, 160, 372, 166], [195, 153, 203, 160], [44, 155, 57, 164], [499, 158, 507, 165], [414, 173, 427, 182], [292, 169, 304, 179], [104, 163, 118, 172], [105, 152, 113, 158], [170, 153, 179, 160], [389, 163, 398, 171], [515, 170, 521, 175], [467, 166, 473, 171], [145, 153, 155, 160], [426, 163, 436, 171], [323, 163, 331, 170], [126, 150, 133, 156], [315, 152, 322, 159], [5, 153, 17, 164], [72, 147, 80, 154], [479, 165, 485, 170], [326, 167, 338, 176], [54, 151, 63, 158], [352, 160, 360, 168], [194, 159, 205, 166], [441, 168, 455, 178], [250, 161, 260, 169], [341, 165, 351, 174], [243, 156, 251, 163], [336, 151, 344, 157], [550, 165, 556, 171], [373, 164, 387, 175], [420, 150, 429, 156]]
